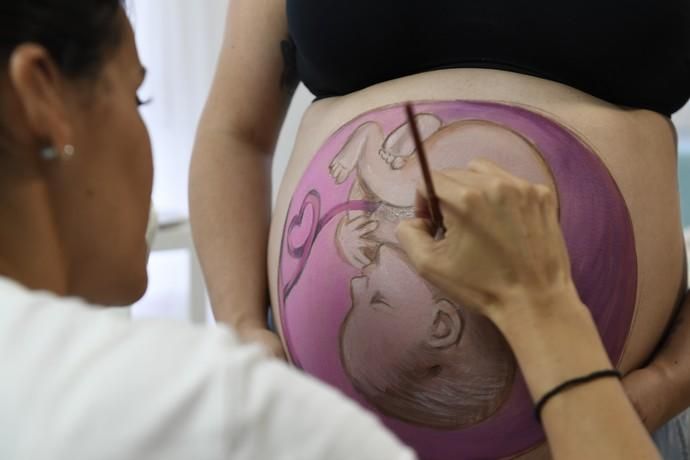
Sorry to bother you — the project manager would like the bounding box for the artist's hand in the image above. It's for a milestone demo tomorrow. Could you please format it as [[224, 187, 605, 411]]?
[[623, 366, 670, 432], [396, 159, 580, 326], [238, 328, 287, 361]]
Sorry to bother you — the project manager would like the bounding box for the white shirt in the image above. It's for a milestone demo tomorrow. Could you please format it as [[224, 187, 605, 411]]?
[[0, 277, 416, 460]]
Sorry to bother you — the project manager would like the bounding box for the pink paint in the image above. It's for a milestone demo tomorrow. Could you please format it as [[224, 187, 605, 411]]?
[[277, 101, 636, 459]]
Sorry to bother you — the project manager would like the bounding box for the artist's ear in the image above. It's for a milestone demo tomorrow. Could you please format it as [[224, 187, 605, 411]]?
[[382, 114, 442, 157], [8, 44, 73, 150], [428, 300, 463, 349]]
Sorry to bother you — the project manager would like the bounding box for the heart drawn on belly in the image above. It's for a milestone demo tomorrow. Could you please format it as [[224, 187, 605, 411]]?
[[287, 193, 319, 258]]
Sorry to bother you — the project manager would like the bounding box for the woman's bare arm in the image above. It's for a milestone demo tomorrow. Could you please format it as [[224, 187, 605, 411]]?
[[623, 287, 690, 431], [190, 0, 295, 357]]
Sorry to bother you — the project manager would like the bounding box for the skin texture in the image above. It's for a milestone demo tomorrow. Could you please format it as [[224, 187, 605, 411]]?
[[397, 160, 661, 460], [0, 10, 152, 306]]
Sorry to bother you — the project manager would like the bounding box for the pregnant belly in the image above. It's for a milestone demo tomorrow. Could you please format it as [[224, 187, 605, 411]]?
[[275, 100, 637, 460]]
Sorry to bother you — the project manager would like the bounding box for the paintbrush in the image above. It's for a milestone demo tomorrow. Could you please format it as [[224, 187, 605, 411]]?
[[404, 103, 446, 240]]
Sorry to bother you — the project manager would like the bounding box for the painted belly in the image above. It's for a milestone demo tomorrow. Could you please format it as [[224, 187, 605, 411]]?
[[277, 101, 636, 460]]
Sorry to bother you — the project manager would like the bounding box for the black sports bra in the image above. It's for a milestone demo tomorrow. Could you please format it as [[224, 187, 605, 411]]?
[[286, 0, 690, 116]]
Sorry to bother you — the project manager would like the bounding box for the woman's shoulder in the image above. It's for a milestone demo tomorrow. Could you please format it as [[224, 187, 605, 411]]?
[[0, 276, 247, 376], [0, 276, 415, 460]]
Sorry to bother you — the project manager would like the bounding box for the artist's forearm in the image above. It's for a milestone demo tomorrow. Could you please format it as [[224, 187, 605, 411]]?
[[495, 295, 613, 402], [189, 131, 272, 329], [495, 295, 659, 459], [541, 378, 660, 460]]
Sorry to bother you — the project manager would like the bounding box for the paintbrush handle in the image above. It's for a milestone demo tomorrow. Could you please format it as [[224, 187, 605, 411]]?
[[404, 103, 446, 239]]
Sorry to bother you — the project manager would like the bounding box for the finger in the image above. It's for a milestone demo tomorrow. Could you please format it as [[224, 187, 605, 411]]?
[[353, 249, 371, 268], [413, 188, 432, 219], [431, 170, 487, 198], [466, 159, 523, 183], [336, 169, 347, 183], [538, 187, 571, 273], [537, 184, 559, 227], [415, 169, 480, 194], [523, 185, 567, 282], [435, 169, 533, 243], [517, 188, 544, 265], [355, 219, 379, 234], [465, 163, 545, 222], [531, 184, 557, 241], [396, 218, 436, 266], [428, 171, 486, 215], [472, 160, 536, 193], [530, 184, 555, 235], [417, 170, 488, 222], [360, 238, 381, 248]]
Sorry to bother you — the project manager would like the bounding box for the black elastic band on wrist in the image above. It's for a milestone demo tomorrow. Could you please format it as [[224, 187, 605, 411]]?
[[534, 369, 622, 423]]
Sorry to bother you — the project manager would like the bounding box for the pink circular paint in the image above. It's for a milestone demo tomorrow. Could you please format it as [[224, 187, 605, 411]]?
[[277, 100, 636, 460]]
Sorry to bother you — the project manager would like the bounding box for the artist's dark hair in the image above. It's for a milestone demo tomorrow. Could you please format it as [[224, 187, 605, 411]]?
[[0, 1, 124, 79]]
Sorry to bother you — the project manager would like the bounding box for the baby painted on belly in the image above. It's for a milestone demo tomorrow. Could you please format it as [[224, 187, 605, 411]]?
[[340, 244, 515, 428], [276, 101, 636, 460]]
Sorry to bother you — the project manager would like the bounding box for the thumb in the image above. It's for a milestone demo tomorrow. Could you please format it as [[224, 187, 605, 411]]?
[[396, 218, 436, 267]]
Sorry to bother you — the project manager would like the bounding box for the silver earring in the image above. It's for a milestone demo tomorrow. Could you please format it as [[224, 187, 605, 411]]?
[[40, 144, 76, 161], [62, 144, 75, 158], [40, 146, 58, 160]]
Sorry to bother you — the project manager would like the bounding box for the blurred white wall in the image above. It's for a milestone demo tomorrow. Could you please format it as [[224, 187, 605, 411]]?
[[128, 0, 312, 217], [129, 0, 227, 216], [675, 104, 690, 152], [128, 1, 312, 320]]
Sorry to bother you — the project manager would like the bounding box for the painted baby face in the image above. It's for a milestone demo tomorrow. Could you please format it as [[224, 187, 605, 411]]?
[[340, 245, 515, 428], [343, 246, 438, 371]]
